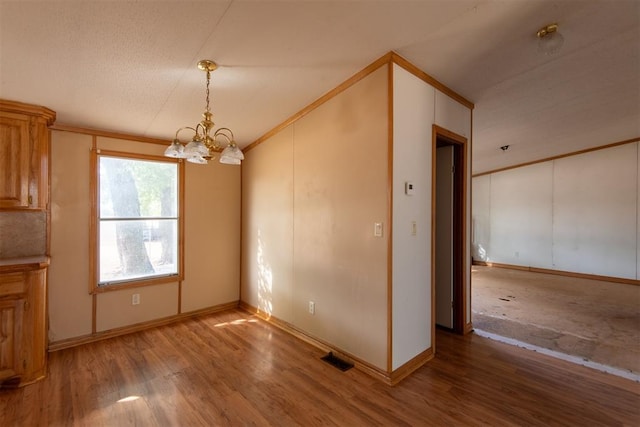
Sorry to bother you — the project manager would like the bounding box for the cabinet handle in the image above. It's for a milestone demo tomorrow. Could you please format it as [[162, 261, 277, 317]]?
[[28, 195, 33, 205], [24, 301, 29, 311]]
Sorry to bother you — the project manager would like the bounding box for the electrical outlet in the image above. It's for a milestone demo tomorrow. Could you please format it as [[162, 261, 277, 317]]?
[[132, 294, 140, 305], [308, 301, 315, 315]]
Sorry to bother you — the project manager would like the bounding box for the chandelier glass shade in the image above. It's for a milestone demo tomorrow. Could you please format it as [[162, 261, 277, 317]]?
[[164, 60, 244, 165]]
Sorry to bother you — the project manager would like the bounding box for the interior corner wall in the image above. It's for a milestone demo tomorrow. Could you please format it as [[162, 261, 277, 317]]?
[[242, 66, 389, 370], [49, 130, 241, 342], [391, 64, 434, 370], [391, 64, 472, 369], [472, 141, 638, 280], [181, 155, 241, 313]]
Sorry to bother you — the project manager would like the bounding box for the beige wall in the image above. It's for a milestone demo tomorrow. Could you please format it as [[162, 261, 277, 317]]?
[[49, 130, 240, 342], [182, 157, 241, 312], [391, 65, 435, 369], [46, 53, 471, 377], [473, 141, 638, 280], [241, 126, 294, 320], [391, 65, 473, 369], [242, 66, 389, 370], [242, 60, 473, 375], [49, 132, 93, 341]]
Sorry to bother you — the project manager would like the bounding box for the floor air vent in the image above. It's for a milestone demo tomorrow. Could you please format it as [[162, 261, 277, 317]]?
[[321, 352, 354, 371]]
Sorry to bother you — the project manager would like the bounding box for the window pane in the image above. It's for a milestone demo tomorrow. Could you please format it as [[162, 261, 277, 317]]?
[[100, 157, 177, 219], [99, 219, 178, 284]]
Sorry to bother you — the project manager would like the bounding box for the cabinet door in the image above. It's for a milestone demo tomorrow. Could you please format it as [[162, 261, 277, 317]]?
[[0, 298, 24, 384], [0, 115, 31, 208]]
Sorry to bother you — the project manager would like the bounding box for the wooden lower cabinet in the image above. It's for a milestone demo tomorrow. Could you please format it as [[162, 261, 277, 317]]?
[[0, 262, 47, 387]]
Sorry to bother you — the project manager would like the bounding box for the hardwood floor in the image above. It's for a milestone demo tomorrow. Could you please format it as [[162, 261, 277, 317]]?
[[1, 309, 638, 426]]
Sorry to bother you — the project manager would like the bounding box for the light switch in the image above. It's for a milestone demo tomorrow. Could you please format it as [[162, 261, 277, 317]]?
[[374, 222, 383, 237], [405, 181, 415, 196], [411, 221, 417, 236]]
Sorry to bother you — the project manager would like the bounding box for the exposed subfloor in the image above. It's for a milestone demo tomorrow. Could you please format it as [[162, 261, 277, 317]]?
[[472, 265, 640, 376]]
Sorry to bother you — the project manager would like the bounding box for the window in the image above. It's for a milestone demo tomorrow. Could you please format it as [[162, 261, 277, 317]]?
[[91, 150, 183, 291]]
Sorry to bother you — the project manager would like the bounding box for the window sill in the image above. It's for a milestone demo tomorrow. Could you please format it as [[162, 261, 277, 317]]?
[[91, 274, 183, 294]]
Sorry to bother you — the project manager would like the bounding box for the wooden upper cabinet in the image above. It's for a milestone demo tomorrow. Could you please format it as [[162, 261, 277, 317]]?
[[0, 114, 31, 208], [0, 100, 55, 210]]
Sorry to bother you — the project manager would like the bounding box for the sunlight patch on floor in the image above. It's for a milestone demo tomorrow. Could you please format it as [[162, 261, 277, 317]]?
[[117, 395, 141, 403]]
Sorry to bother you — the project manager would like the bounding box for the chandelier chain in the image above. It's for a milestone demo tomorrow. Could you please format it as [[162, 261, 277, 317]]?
[[205, 70, 211, 113]]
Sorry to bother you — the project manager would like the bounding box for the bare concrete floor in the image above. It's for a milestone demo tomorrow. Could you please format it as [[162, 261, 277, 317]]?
[[471, 265, 640, 375]]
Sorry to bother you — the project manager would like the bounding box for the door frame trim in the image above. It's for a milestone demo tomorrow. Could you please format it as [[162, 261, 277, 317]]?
[[432, 125, 468, 340]]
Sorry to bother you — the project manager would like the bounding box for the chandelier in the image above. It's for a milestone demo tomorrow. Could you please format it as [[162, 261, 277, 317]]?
[[164, 60, 244, 165]]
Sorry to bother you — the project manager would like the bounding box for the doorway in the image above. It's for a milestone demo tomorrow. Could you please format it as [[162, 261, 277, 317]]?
[[433, 125, 466, 334]]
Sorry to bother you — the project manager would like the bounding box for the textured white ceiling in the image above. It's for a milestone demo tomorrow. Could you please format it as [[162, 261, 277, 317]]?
[[1, 0, 638, 173]]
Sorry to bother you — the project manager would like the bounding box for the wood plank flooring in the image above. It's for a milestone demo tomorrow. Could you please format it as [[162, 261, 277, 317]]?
[[1, 309, 638, 426]]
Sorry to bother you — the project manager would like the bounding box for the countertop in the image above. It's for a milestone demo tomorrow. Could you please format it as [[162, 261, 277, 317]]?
[[0, 255, 50, 273]]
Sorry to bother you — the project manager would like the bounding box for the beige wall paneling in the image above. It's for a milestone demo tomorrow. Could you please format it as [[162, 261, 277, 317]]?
[[49, 131, 93, 341], [50, 130, 241, 342], [99, 134, 241, 314], [553, 143, 637, 279], [94, 137, 182, 327], [96, 282, 178, 331], [475, 141, 638, 281], [96, 137, 166, 156], [489, 162, 554, 268], [241, 126, 294, 320], [292, 66, 389, 370], [181, 161, 241, 313], [391, 64, 435, 370], [435, 90, 471, 139], [471, 174, 491, 262]]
